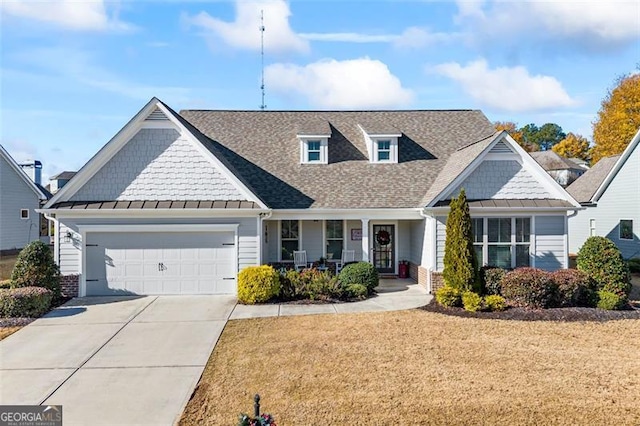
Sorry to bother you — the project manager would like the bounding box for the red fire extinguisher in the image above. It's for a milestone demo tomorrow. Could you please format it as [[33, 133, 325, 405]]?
[[398, 261, 408, 278]]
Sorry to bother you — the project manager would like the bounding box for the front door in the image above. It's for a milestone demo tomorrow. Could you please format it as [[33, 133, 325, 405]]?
[[372, 224, 395, 273]]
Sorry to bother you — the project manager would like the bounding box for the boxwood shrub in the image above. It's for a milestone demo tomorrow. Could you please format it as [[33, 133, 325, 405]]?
[[0, 286, 53, 318], [11, 241, 61, 301], [338, 262, 379, 293], [435, 285, 461, 307], [596, 290, 626, 310], [500, 267, 556, 309], [462, 291, 482, 312], [576, 236, 630, 298], [484, 295, 506, 312], [237, 265, 280, 304], [551, 269, 597, 307]]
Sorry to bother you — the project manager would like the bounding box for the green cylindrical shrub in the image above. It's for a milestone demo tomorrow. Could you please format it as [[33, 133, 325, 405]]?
[[442, 189, 477, 291], [596, 290, 626, 310], [551, 269, 597, 307], [237, 265, 280, 304], [500, 267, 557, 309], [435, 285, 461, 307], [576, 236, 630, 297], [338, 262, 379, 293], [10, 241, 61, 301], [0, 287, 53, 318], [484, 295, 506, 312], [462, 291, 482, 312]]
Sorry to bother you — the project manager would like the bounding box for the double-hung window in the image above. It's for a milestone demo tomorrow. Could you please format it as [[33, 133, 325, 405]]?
[[620, 220, 633, 240], [474, 217, 531, 269], [307, 140, 321, 162], [280, 220, 299, 261], [325, 220, 343, 260], [376, 140, 391, 161], [299, 137, 328, 164]]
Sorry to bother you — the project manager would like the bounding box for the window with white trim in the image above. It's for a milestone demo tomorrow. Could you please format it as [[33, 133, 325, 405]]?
[[307, 140, 321, 162], [589, 219, 596, 237], [299, 137, 328, 164], [376, 139, 391, 161], [619, 220, 633, 240], [20, 209, 29, 219], [280, 220, 299, 261], [472, 217, 531, 269], [325, 220, 343, 261]]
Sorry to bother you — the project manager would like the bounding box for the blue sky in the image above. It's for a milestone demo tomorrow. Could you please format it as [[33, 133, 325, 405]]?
[[1, 0, 639, 181]]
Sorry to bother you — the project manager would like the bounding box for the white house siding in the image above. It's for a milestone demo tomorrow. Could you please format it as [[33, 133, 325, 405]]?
[[345, 220, 363, 261], [0, 155, 41, 250], [302, 220, 323, 262], [435, 216, 447, 271], [450, 160, 551, 200], [535, 216, 566, 270], [397, 221, 411, 262], [569, 147, 640, 259], [70, 128, 243, 202], [409, 220, 424, 266], [55, 216, 258, 275]]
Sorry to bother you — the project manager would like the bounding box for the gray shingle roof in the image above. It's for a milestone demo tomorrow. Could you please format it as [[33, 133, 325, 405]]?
[[178, 110, 496, 209], [566, 155, 620, 203], [530, 151, 582, 171], [50, 171, 77, 180]]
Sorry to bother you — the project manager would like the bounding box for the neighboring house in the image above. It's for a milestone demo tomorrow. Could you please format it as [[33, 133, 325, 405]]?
[[567, 128, 640, 259], [40, 98, 580, 297], [567, 157, 590, 170], [0, 146, 48, 252], [49, 171, 77, 194], [530, 151, 586, 187]]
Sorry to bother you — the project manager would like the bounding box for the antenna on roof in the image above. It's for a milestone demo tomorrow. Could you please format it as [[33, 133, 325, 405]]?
[[259, 10, 267, 111]]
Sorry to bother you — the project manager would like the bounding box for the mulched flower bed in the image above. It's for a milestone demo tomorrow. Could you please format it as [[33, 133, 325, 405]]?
[[0, 317, 34, 328], [421, 299, 640, 322]]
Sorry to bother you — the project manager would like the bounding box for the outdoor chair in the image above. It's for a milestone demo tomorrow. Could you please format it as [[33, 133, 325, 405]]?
[[293, 250, 308, 271], [336, 250, 356, 273]]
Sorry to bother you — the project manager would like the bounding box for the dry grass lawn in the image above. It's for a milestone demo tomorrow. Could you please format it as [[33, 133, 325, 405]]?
[[0, 254, 18, 280], [0, 327, 22, 340], [181, 310, 640, 426]]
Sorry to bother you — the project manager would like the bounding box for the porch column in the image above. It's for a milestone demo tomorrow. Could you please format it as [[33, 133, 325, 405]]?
[[361, 218, 370, 262]]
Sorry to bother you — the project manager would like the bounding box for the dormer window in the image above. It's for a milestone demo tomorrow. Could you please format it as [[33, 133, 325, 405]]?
[[376, 140, 391, 161], [299, 135, 329, 164], [358, 125, 400, 164]]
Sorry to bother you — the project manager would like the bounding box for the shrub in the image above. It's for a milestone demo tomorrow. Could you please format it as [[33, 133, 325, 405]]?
[[435, 285, 461, 307], [577, 236, 630, 297], [306, 270, 342, 300], [338, 262, 379, 293], [237, 266, 280, 304], [0, 286, 53, 318], [484, 295, 506, 312], [0, 280, 12, 289], [500, 268, 557, 309], [480, 266, 506, 295], [462, 291, 482, 312], [278, 269, 299, 300], [596, 290, 626, 310], [442, 189, 477, 291], [344, 283, 368, 299], [628, 258, 640, 273], [10, 241, 61, 301], [551, 269, 597, 307]]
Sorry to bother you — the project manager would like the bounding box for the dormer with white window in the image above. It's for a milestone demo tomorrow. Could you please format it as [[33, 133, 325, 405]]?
[[298, 135, 329, 164], [358, 124, 401, 163]]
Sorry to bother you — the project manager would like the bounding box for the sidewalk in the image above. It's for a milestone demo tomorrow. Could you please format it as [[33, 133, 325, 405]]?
[[230, 278, 432, 320]]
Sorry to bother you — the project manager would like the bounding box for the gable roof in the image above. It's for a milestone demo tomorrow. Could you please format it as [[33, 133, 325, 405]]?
[[179, 109, 497, 209], [567, 127, 640, 204], [530, 151, 583, 172], [0, 144, 47, 200], [50, 171, 76, 180]]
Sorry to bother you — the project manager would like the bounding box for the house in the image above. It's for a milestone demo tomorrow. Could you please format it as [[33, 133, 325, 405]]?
[[49, 171, 77, 194], [530, 151, 586, 187], [0, 146, 48, 252], [567, 128, 640, 259], [39, 98, 581, 297]]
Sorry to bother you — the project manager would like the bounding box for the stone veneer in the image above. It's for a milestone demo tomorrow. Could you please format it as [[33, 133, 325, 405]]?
[[60, 274, 79, 298]]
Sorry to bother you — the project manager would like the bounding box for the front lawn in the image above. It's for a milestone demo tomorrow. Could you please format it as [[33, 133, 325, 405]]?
[[180, 310, 640, 425], [0, 254, 18, 280]]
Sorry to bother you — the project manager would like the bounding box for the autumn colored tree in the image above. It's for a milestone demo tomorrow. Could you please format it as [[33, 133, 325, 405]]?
[[552, 133, 590, 160], [591, 73, 640, 164], [494, 121, 538, 152]]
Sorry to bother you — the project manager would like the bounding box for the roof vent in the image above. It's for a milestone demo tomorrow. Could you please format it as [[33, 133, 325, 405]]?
[[489, 140, 513, 154], [145, 107, 169, 121]]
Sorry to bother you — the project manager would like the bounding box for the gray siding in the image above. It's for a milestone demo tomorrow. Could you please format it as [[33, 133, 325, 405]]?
[[302, 220, 323, 262], [0, 155, 41, 250], [345, 220, 363, 261], [265, 220, 278, 262], [535, 216, 566, 270], [71, 128, 244, 202], [569, 144, 640, 259], [397, 221, 411, 262], [57, 216, 258, 275], [450, 160, 551, 200], [436, 216, 447, 271], [409, 219, 424, 265]]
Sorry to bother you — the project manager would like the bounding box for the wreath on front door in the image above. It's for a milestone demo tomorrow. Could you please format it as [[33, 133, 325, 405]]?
[[376, 230, 391, 246]]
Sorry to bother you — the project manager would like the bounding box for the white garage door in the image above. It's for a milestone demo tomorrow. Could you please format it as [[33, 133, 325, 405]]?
[[85, 231, 236, 296]]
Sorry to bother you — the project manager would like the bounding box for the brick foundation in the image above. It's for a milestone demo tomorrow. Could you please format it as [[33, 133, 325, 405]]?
[[430, 272, 445, 294], [60, 274, 79, 298], [409, 262, 429, 290]]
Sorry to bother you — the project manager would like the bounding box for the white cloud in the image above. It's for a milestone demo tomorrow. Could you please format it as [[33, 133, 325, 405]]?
[[265, 58, 413, 109], [433, 59, 576, 112], [299, 27, 457, 49], [455, 0, 640, 49], [184, 0, 308, 54], [0, 0, 133, 32], [299, 32, 396, 43]]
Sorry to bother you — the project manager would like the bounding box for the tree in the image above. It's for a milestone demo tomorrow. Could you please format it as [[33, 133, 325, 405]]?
[[517, 123, 540, 152], [536, 123, 566, 151], [591, 73, 640, 164], [552, 133, 590, 160], [494, 121, 524, 144], [442, 189, 477, 291]]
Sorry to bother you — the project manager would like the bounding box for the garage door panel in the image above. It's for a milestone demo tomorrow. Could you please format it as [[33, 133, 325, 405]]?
[[86, 231, 237, 296]]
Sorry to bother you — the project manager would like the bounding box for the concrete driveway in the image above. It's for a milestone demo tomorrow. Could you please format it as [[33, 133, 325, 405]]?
[[0, 295, 236, 426]]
